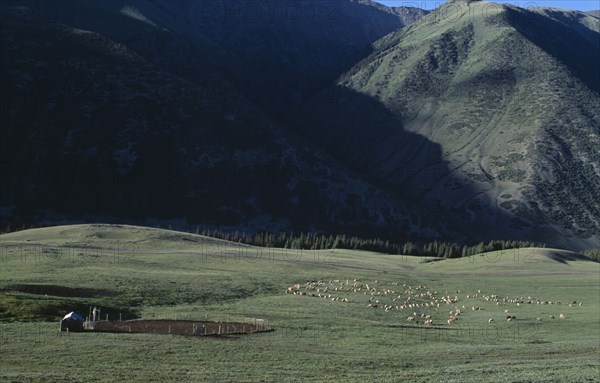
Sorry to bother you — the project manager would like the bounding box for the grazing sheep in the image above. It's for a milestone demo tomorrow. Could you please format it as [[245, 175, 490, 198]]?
[[488, 318, 494, 323], [549, 315, 555, 319], [536, 318, 542, 322], [559, 314, 565, 319], [407, 317, 415, 322]]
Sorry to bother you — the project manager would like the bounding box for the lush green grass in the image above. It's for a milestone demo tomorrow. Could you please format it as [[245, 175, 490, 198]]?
[[1, 225, 599, 382]]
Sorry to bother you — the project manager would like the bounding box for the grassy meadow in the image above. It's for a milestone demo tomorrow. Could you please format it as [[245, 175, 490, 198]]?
[[0, 224, 598, 382]]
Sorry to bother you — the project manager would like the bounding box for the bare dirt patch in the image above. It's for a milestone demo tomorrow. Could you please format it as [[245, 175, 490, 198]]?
[[88, 319, 272, 336]]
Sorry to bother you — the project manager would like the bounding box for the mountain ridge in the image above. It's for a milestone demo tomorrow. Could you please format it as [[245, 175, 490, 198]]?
[[1, 0, 598, 250], [301, 0, 600, 249]]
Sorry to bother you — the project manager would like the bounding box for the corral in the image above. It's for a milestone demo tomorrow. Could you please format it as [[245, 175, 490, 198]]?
[[86, 319, 272, 336]]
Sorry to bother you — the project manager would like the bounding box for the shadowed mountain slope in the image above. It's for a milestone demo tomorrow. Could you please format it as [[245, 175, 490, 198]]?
[[0, 1, 439, 239], [0, 0, 598, 250], [302, 0, 600, 249]]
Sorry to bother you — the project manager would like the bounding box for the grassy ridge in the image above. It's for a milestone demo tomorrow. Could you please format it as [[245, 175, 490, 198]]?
[[1, 225, 598, 382]]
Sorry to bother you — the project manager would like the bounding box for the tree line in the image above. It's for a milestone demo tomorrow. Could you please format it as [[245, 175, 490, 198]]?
[[196, 228, 543, 258], [4, 223, 596, 261], [581, 249, 600, 262]]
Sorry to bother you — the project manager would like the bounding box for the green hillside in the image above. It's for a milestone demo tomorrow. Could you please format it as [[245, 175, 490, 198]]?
[[304, 0, 600, 248], [1, 224, 598, 382]]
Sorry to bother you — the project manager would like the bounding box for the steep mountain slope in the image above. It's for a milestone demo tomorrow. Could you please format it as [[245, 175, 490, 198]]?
[[0, 2, 439, 238], [352, 0, 430, 25], [303, 0, 600, 248], [3, 0, 426, 116], [586, 10, 600, 18], [169, 0, 427, 113]]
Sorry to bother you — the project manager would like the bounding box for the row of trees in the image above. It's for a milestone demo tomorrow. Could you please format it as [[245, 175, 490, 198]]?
[[581, 249, 600, 262], [195, 228, 542, 258], [6, 224, 597, 261]]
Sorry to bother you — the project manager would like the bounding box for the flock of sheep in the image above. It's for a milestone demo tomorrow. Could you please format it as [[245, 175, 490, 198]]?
[[286, 279, 582, 326]]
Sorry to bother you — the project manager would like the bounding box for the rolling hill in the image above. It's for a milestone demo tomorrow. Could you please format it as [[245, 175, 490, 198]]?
[[0, 223, 598, 382]]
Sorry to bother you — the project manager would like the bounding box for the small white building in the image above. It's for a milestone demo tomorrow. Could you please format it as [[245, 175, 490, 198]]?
[[60, 311, 84, 332]]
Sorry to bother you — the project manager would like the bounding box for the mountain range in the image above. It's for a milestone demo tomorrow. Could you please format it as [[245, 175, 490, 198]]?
[[1, 0, 598, 250]]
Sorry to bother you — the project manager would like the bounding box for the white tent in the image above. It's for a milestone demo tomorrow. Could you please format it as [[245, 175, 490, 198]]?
[[62, 312, 84, 321]]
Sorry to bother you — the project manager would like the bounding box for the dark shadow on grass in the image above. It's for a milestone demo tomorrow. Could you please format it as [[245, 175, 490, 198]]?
[[298, 84, 526, 244]]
